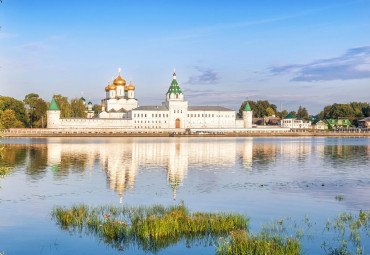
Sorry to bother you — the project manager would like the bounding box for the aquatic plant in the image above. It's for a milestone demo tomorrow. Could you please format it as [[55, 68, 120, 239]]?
[[322, 210, 370, 255], [335, 195, 344, 201], [51, 203, 249, 252], [216, 230, 301, 255]]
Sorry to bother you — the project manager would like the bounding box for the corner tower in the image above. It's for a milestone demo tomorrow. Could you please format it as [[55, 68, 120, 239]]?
[[47, 96, 61, 128], [242, 101, 253, 128]]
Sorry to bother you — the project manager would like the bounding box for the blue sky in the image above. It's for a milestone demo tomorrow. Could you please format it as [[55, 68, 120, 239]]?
[[0, 0, 369, 114]]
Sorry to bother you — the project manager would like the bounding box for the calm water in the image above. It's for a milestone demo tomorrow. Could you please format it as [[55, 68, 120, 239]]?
[[0, 137, 369, 254]]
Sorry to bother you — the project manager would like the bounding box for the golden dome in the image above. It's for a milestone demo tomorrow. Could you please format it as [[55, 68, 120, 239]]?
[[108, 83, 116, 90], [105, 85, 110, 91], [127, 81, 135, 90], [114, 74, 126, 86]]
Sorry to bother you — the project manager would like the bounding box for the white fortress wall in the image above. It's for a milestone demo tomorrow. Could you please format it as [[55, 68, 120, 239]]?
[[58, 118, 133, 129], [235, 119, 244, 128]]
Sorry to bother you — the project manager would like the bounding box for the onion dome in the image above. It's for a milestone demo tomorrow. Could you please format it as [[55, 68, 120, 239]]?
[[113, 68, 126, 86], [127, 81, 135, 90], [114, 74, 126, 86], [105, 83, 110, 91], [108, 82, 116, 90], [102, 102, 105, 107]]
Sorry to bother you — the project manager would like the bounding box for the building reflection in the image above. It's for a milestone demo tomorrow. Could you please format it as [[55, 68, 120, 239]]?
[[43, 138, 241, 201], [0, 139, 314, 199], [3, 138, 368, 204]]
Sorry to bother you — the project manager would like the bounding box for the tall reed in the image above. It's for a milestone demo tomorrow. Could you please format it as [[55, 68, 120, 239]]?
[[51, 203, 249, 252]]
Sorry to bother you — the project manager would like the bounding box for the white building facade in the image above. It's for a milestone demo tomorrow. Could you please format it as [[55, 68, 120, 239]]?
[[47, 70, 253, 130], [279, 113, 312, 129]]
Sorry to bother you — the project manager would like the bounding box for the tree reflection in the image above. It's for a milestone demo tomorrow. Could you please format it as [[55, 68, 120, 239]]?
[[0, 145, 27, 167]]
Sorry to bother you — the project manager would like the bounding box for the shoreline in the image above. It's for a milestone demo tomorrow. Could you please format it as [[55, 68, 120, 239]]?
[[2, 128, 370, 138]]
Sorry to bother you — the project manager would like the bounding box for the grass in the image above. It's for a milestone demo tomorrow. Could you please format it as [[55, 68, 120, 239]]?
[[216, 230, 301, 255], [52, 204, 370, 254], [323, 210, 370, 255], [51, 203, 250, 252]]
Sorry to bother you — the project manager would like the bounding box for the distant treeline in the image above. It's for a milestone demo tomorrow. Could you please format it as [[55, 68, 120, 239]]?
[[0, 94, 100, 129], [238, 100, 369, 125]]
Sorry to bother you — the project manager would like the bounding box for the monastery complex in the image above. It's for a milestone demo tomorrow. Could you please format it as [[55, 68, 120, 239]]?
[[47, 69, 254, 130]]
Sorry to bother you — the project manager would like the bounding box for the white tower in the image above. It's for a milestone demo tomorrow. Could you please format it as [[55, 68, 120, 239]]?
[[164, 71, 188, 129], [242, 101, 253, 128], [47, 96, 61, 128]]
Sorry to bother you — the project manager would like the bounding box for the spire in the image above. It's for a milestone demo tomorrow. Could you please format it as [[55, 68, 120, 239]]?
[[243, 101, 252, 111], [167, 70, 182, 95], [49, 96, 59, 110], [173, 68, 176, 79]]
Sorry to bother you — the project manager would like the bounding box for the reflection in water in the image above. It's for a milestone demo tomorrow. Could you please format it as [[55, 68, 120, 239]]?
[[0, 144, 27, 167], [1, 137, 369, 255], [2, 138, 370, 206]]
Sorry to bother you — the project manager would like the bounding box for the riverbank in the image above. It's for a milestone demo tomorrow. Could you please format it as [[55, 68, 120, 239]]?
[[2, 128, 370, 137]]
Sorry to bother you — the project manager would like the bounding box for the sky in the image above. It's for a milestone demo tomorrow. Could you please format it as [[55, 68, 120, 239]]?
[[0, 0, 369, 114]]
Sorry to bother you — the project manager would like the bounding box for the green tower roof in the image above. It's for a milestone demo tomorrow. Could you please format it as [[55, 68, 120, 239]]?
[[284, 113, 296, 119], [166, 76, 182, 95], [49, 97, 59, 110], [243, 101, 252, 111]]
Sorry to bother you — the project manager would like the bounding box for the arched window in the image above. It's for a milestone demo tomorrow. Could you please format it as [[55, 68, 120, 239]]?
[[176, 94, 179, 99]]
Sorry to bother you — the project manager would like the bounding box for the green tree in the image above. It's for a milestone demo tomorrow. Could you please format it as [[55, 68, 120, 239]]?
[[318, 105, 331, 120], [24, 93, 39, 128], [33, 98, 47, 127], [0, 109, 24, 129], [318, 102, 370, 126], [24, 94, 48, 128], [289, 111, 297, 117], [278, 110, 288, 118], [363, 106, 370, 117], [239, 100, 276, 118], [93, 104, 102, 115], [0, 96, 29, 127], [297, 106, 308, 119], [266, 107, 275, 117], [53, 94, 71, 118], [70, 98, 87, 118]]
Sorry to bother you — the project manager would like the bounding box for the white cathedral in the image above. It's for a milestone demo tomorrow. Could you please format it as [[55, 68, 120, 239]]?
[[47, 69, 253, 130]]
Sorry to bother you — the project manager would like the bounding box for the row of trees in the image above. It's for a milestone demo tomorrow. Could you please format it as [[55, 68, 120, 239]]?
[[238, 100, 309, 119], [318, 102, 370, 126], [0, 94, 100, 129], [238, 100, 369, 124]]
